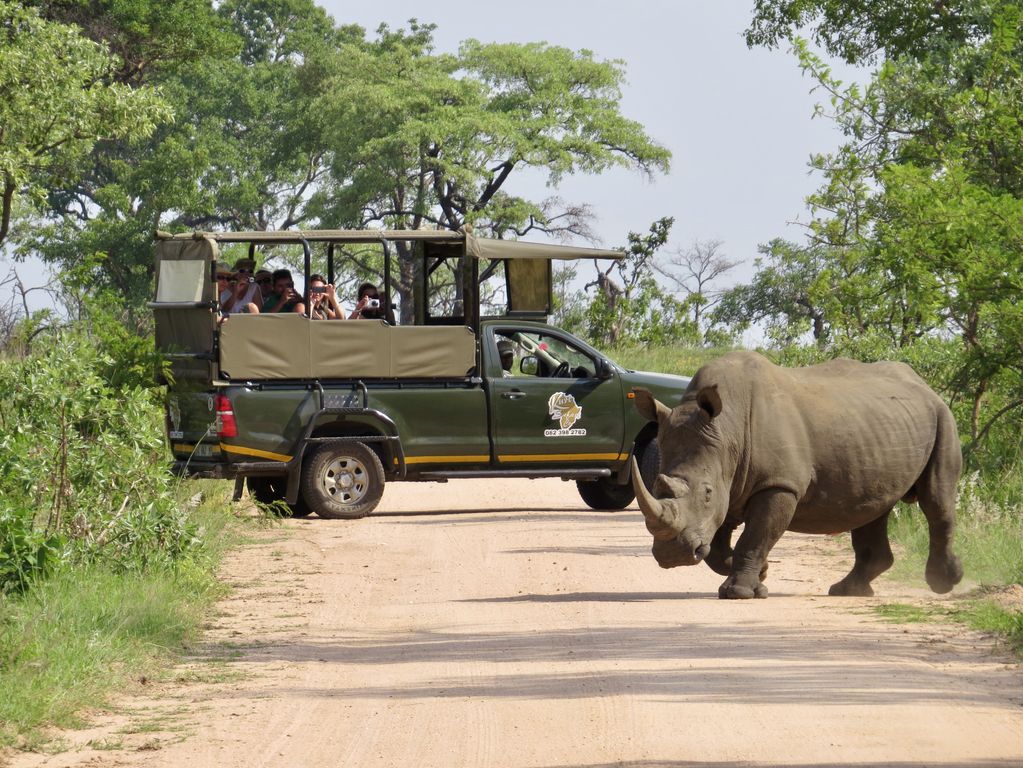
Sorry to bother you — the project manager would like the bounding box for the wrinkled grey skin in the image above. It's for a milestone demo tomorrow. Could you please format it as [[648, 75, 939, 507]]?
[[632, 351, 964, 600]]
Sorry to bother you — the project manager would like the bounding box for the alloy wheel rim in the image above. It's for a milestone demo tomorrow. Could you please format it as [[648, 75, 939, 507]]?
[[320, 455, 368, 505]]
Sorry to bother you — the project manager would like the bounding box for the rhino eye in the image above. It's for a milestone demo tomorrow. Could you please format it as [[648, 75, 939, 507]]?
[[703, 485, 713, 502]]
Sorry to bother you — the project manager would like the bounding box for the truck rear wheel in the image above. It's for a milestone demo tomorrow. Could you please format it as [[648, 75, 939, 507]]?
[[301, 442, 384, 519], [576, 477, 636, 511], [246, 476, 311, 517]]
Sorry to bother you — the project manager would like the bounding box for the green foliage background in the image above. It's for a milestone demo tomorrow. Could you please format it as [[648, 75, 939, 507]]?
[[0, 308, 199, 594], [2, 0, 1022, 743]]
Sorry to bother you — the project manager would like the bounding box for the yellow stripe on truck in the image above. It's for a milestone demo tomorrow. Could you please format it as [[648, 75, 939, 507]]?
[[220, 444, 293, 462], [402, 455, 490, 465], [172, 443, 223, 455], [497, 452, 627, 463]]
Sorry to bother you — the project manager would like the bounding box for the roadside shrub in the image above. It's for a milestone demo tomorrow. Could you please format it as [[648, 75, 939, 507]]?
[[0, 325, 196, 589], [0, 506, 60, 595]]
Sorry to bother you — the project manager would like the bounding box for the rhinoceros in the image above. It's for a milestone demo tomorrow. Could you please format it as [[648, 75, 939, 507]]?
[[631, 351, 963, 599]]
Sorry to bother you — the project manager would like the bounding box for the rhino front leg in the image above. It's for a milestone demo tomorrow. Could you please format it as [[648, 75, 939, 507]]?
[[829, 511, 894, 597], [719, 489, 796, 600], [704, 518, 738, 577]]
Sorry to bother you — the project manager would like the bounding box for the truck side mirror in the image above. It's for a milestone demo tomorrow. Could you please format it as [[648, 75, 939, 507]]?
[[595, 358, 614, 380], [520, 355, 539, 376]]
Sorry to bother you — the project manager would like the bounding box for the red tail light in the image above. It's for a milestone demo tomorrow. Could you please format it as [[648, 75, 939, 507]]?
[[215, 394, 238, 438]]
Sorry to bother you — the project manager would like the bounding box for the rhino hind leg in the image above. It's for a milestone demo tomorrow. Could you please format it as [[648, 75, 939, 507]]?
[[917, 408, 965, 594], [829, 512, 894, 597], [922, 500, 963, 593]]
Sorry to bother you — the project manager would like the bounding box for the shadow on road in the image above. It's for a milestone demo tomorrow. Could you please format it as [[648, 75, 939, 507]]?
[[195, 621, 1011, 710], [459, 591, 700, 603], [528, 762, 1017, 768], [369, 509, 640, 524]]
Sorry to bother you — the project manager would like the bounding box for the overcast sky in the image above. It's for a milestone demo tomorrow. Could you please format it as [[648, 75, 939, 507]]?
[[323, 0, 861, 287], [7, 2, 862, 310]]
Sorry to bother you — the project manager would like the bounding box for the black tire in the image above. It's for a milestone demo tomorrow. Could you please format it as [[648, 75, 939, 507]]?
[[300, 442, 384, 519], [246, 476, 311, 517], [637, 439, 660, 492], [576, 476, 636, 511]]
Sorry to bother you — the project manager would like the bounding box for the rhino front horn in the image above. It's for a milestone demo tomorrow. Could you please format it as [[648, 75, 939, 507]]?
[[631, 457, 677, 541]]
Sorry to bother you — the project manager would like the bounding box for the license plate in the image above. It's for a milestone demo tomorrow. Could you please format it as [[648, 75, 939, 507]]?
[[193, 444, 214, 458]]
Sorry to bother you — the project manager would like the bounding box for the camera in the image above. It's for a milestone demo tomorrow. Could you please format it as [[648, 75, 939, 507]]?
[[367, 298, 381, 309], [310, 286, 326, 294]]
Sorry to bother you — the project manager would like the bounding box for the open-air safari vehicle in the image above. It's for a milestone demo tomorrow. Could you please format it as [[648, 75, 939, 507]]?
[[152, 228, 689, 518]]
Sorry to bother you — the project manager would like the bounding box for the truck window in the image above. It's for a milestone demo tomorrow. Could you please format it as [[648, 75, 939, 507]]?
[[495, 330, 596, 379]]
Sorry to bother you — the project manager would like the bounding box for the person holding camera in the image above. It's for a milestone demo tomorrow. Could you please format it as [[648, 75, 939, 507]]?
[[219, 258, 261, 315], [306, 274, 345, 320], [257, 269, 303, 314], [348, 282, 394, 322]]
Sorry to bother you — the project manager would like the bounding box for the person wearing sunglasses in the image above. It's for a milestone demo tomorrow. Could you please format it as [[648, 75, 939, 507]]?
[[306, 274, 345, 320], [348, 282, 394, 323], [220, 258, 261, 315]]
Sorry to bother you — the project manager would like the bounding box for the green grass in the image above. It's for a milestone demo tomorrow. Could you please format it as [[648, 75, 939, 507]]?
[[0, 481, 235, 750], [874, 599, 1023, 657], [874, 603, 934, 623], [952, 598, 1023, 655], [608, 344, 728, 378], [881, 469, 1023, 658]]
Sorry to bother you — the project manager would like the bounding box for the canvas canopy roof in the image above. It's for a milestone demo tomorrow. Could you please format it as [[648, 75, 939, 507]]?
[[154, 228, 623, 261]]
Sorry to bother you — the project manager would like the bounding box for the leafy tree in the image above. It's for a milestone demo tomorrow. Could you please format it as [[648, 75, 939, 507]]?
[[18, 8, 669, 318], [0, 1, 169, 248], [29, 0, 240, 85], [22, 0, 348, 306], [581, 217, 699, 348], [714, 239, 830, 345], [550, 262, 588, 338], [741, 0, 1023, 454], [746, 0, 990, 63], [310, 24, 671, 321]]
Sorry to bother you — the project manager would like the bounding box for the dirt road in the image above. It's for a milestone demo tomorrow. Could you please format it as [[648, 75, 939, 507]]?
[[13, 478, 1023, 767]]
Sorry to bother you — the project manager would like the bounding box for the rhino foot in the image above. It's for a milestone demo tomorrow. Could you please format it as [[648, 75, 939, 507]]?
[[926, 553, 963, 594], [718, 578, 768, 600], [828, 578, 875, 597]]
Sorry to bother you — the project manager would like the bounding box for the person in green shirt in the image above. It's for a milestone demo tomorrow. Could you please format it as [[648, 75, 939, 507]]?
[[255, 269, 303, 314]]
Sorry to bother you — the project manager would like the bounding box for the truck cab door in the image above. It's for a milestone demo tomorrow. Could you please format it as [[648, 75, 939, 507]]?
[[487, 326, 626, 467]]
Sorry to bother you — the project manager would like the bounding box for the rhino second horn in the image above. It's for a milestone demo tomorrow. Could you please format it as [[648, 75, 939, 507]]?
[[631, 457, 678, 541]]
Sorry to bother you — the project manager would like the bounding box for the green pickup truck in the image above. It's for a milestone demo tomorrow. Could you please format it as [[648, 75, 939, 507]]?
[[152, 229, 689, 518]]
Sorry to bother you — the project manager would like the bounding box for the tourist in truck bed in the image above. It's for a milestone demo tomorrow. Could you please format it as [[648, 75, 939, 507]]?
[[250, 269, 303, 314], [306, 274, 345, 320]]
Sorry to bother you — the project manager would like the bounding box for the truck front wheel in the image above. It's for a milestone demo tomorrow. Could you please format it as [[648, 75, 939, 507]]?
[[301, 442, 384, 519], [576, 477, 636, 511], [637, 439, 660, 492]]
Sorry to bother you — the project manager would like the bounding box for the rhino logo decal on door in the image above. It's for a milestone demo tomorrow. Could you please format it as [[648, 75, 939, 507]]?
[[546, 392, 585, 436]]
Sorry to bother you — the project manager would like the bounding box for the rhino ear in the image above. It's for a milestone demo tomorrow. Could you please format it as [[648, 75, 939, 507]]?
[[633, 387, 671, 423], [697, 384, 722, 419]]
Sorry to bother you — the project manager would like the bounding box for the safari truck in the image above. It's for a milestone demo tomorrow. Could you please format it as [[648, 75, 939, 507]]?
[[151, 229, 689, 518]]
